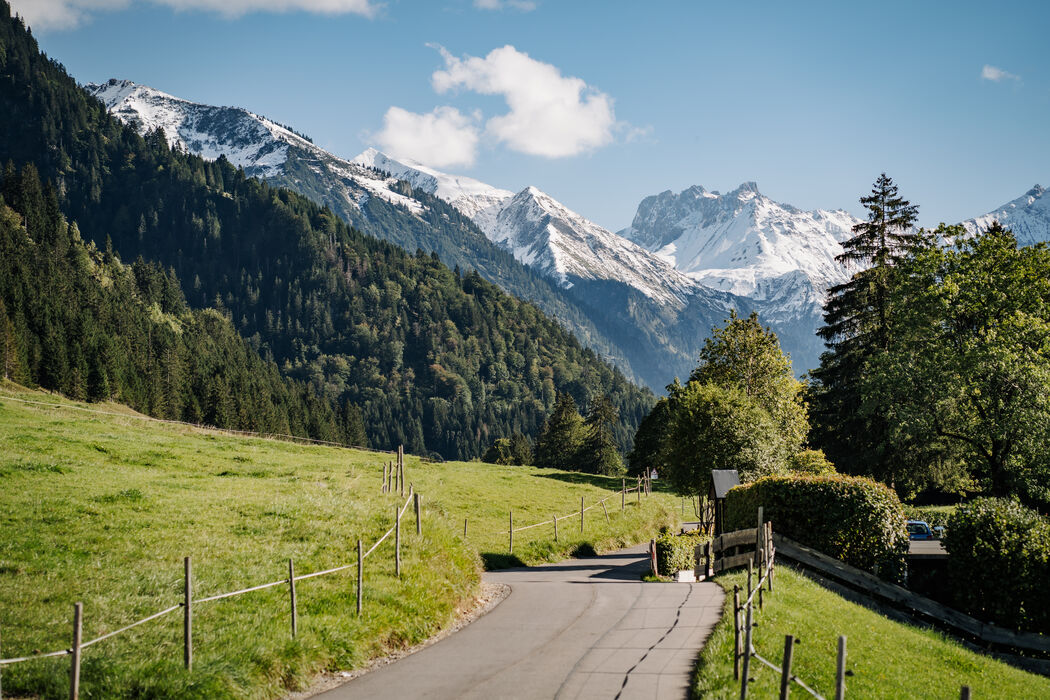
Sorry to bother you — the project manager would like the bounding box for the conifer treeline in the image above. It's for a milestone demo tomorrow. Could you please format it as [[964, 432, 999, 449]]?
[[0, 3, 653, 459], [0, 163, 364, 441]]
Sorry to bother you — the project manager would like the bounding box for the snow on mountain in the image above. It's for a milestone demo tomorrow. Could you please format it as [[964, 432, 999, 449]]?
[[619, 183, 860, 312], [86, 79, 426, 215], [88, 79, 297, 178], [488, 187, 701, 307], [351, 148, 513, 235], [349, 149, 700, 307], [962, 185, 1050, 246]]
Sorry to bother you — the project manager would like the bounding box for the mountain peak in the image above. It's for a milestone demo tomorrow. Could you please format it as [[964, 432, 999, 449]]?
[[964, 183, 1050, 247], [732, 181, 761, 196]]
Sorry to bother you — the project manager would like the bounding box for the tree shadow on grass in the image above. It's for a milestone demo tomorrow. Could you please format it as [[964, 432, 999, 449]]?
[[532, 471, 629, 489], [481, 553, 527, 570], [532, 470, 678, 496]]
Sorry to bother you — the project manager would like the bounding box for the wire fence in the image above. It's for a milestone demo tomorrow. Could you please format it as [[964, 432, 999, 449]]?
[[0, 484, 419, 700], [0, 450, 648, 699]]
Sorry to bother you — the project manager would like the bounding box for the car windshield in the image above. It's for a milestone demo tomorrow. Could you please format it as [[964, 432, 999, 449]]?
[[907, 522, 927, 535]]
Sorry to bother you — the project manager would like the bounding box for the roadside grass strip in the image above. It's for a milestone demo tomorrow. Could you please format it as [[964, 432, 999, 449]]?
[[693, 565, 1050, 699]]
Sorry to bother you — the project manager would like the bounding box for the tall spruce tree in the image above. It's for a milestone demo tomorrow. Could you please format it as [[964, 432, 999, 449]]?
[[533, 391, 586, 470], [810, 173, 921, 482], [580, 393, 624, 475]]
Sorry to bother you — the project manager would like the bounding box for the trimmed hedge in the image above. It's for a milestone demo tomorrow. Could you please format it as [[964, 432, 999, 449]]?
[[725, 474, 909, 582], [655, 530, 710, 576], [944, 498, 1050, 633]]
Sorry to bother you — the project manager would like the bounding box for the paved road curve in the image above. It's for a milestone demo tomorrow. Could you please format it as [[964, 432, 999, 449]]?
[[318, 543, 725, 699]]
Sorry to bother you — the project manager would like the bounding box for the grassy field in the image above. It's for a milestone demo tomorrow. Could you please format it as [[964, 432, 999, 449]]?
[[0, 383, 678, 699], [693, 565, 1050, 699]]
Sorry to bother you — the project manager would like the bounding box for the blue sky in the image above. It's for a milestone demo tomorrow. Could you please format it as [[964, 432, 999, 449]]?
[[16, 0, 1050, 231]]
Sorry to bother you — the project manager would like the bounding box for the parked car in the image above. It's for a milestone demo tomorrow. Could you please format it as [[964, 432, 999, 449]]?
[[906, 519, 937, 540]]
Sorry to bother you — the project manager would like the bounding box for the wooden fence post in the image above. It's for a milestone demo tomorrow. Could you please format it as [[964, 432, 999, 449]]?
[[602, 499, 610, 523], [553, 515, 558, 542], [706, 540, 713, 579], [464, 518, 468, 539], [580, 496, 585, 533], [740, 601, 753, 699], [382, 463, 387, 493], [69, 602, 82, 700], [399, 446, 405, 498], [621, 479, 625, 511], [356, 539, 363, 616], [650, 539, 658, 577], [767, 522, 774, 592], [756, 506, 764, 572], [779, 635, 795, 700], [414, 492, 422, 536], [509, 511, 514, 554], [960, 687, 971, 700], [835, 635, 847, 700], [184, 556, 192, 670], [733, 586, 741, 680], [395, 504, 401, 578], [747, 558, 753, 604], [288, 559, 298, 638], [637, 478, 641, 504]]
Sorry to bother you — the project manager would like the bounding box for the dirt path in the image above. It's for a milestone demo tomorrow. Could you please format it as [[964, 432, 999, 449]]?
[[314, 542, 724, 699]]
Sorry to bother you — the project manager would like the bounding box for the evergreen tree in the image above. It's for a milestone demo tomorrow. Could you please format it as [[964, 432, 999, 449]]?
[[534, 391, 586, 470], [0, 297, 17, 380], [810, 174, 922, 481], [580, 393, 624, 475], [508, 432, 532, 466], [627, 395, 672, 477]]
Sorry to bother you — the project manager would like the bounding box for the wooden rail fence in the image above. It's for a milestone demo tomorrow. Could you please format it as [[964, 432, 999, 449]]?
[[707, 509, 981, 698], [773, 534, 1050, 669], [505, 474, 651, 553], [0, 451, 422, 700]]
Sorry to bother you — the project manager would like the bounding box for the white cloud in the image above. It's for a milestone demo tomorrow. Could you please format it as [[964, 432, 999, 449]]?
[[432, 45, 615, 159], [981, 64, 1020, 82], [9, 0, 377, 31], [473, 0, 536, 11], [374, 106, 480, 168]]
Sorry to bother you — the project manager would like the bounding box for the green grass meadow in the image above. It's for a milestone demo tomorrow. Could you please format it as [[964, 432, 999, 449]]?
[[693, 565, 1050, 699], [0, 383, 678, 698]]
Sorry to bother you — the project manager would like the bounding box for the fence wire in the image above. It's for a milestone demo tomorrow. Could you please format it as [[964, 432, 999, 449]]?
[[0, 487, 417, 666]]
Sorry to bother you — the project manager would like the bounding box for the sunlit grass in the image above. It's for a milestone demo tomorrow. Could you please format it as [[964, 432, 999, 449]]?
[[693, 565, 1050, 699], [0, 382, 677, 698]]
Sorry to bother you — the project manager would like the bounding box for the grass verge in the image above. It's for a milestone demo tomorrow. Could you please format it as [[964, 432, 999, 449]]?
[[693, 565, 1050, 699], [0, 383, 677, 698]]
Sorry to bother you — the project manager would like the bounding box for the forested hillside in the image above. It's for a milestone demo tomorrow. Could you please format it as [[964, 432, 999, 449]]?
[[0, 3, 652, 459], [0, 163, 350, 439]]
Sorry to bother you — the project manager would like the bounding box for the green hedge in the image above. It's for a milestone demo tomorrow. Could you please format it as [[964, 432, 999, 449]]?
[[655, 531, 710, 576], [944, 498, 1050, 633], [725, 474, 909, 582]]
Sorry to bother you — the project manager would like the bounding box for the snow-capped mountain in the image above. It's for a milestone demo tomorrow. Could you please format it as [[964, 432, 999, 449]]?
[[488, 187, 702, 306], [88, 77, 897, 381], [963, 185, 1050, 246], [619, 183, 860, 315], [351, 150, 698, 307], [87, 79, 429, 216], [352, 148, 513, 237]]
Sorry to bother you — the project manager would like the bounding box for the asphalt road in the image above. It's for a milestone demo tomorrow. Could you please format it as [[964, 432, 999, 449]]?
[[317, 543, 725, 699]]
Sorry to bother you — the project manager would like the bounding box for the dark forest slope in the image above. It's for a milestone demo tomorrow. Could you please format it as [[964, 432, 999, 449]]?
[[0, 4, 652, 458]]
